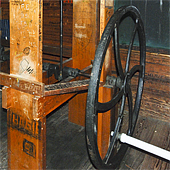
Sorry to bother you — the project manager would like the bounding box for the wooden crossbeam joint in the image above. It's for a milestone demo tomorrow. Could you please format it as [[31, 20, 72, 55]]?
[[0, 72, 45, 96]]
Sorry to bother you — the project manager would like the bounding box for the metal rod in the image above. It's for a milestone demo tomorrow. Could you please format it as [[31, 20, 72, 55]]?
[[60, 0, 63, 80], [61, 64, 93, 83], [119, 133, 170, 161], [78, 72, 91, 78]]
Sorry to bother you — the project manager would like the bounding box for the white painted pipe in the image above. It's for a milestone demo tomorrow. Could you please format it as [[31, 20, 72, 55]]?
[[119, 133, 170, 161]]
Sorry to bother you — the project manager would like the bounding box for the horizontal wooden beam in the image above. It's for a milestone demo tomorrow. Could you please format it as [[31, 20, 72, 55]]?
[[33, 93, 76, 119], [0, 72, 89, 96], [0, 64, 92, 97], [0, 72, 45, 96]]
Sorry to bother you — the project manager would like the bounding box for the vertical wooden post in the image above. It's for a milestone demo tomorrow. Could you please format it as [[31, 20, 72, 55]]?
[[10, 0, 42, 81], [68, 0, 99, 126], [98, 0, 114, 158], [69, 0, 114, 158], [7, 0, 45, 169]]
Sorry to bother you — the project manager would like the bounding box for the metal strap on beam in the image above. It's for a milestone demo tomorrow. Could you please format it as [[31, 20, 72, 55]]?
[[44, 79, 89, 96]]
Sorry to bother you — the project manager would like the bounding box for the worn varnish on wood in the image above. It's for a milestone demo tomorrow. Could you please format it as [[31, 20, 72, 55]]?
[[1, 0, 73, 57], [68, 0, 100, 126], [6, 0, 46, 169], [0, 72, 45, 96]]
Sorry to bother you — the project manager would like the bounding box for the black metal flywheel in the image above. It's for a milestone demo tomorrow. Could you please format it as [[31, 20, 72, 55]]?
[[85, 5, 146, 169]]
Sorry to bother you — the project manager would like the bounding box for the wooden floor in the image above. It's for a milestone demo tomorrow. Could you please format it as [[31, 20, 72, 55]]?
[[119, 115, 170, 170], [0, 91, 170, 169]]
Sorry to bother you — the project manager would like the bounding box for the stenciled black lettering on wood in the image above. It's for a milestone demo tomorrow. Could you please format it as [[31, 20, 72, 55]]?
[[23, 138, 36, 158], [8, 112, 41, 140]]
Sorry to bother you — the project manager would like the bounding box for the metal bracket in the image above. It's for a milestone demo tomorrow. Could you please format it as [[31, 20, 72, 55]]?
[[43, 63, 60, 80], [63, 67, 80, 78], [104, 75, 122, 88], [43, 63, 86, 81]]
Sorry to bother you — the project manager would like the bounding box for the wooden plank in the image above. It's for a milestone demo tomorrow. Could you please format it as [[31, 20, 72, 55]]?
[[31, 92, 76, 119], [2, 87, 77, 120], [69, 1, 114, 159], [43, 0, 73, 57], [43, 45, 72, 58], [0, 72, 44, 96], [0, 93, 96, 170], [1, 1, 9, 20], [42, 93, 76, 117], [115, 49, 170, 123]]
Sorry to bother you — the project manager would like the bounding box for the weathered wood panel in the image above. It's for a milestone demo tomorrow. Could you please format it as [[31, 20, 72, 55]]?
[[1, 0, 9, 20], [0, 92, 95, 170], [2, 86, 11, 109], [114, 49, 170, 123], [7, 110, 46, 169], [43, 0, 73, 57], [0, 60, 10, 73], [10, 0, 42, 82]]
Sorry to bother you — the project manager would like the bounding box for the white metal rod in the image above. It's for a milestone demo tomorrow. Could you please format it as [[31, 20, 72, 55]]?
[[119, 133, 170, 161]]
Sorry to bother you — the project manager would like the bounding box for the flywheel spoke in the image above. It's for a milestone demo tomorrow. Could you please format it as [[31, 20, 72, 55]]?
[[129, 65, 143, 79], [127, 85, 133, 134], [97, 88, 124, 112], [104, 94, 126, 163], [125, 22, 138, 73], [114, 26, 124, 79], [104, 116, 122, 163], [119, 94, 126, 116]]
